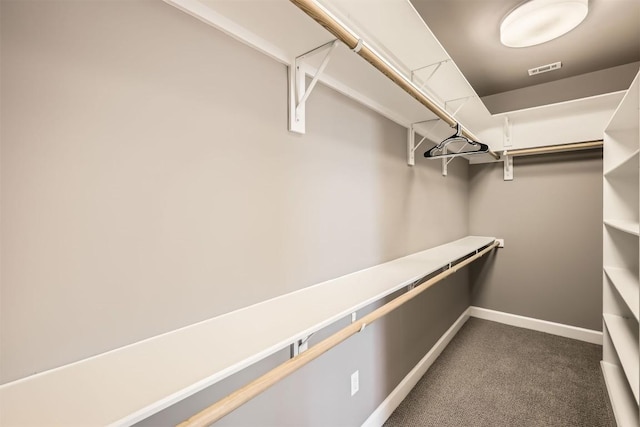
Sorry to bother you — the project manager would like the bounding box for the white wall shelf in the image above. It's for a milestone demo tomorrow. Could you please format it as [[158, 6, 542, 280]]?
[[604, 149, 640, 178], [166, 0, 624, 160], [602, 70, 639, 424], [603, 314, 640, 403], [0, 236, 495, 426], [601, 361, 640, 427], [604, 219, 640, 237], [605, 267, 640, 321]]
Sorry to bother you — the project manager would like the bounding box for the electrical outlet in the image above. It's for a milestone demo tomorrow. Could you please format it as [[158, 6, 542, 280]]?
[[351, 370, 359, 396]]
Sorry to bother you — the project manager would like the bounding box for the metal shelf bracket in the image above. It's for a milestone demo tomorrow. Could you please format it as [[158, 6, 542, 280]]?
[[445, 96, 473, 118], [407, 118, 441, 166], [288, 40, 339, 134], [411, 59, 451, 92], [503, 116, 513, 148], [442, 148, 449, 176], [503, 155, 513, 181], [290, 334, 313, 357]]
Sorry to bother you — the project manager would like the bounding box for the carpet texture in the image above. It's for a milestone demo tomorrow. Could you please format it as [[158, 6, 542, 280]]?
[[384, 318, 615, 427]]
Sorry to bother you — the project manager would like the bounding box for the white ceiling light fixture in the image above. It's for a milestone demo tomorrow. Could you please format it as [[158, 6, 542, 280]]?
[[500, 0, 589, 48]]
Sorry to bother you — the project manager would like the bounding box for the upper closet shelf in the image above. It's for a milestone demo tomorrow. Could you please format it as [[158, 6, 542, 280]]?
[[167, 0, 447, 129], [604, 149, 639, 178], [0, 236, 496, 426], [604, 267, 640, 321], [166, 0, 505, 161], [167, 0, 628, 160], [604, 219, 640, 237]]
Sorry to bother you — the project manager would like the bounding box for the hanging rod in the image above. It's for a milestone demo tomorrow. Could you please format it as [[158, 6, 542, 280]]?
[[178, 240, 500, 426], [288, 0, 500, 161], [503, 140, 603, 157]]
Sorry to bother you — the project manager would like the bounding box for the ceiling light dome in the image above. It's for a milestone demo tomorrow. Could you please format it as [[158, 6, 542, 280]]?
[[500, 0, 589, 48]]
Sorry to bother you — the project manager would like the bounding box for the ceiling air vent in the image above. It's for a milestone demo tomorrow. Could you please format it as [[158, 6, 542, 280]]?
[[528, 61, 562, 76]]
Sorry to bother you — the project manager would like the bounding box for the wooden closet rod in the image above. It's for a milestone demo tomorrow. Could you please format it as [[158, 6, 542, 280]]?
[[289, 0, 500, 161], [178, 240, 500, 427], [503, 140, 603, 157]]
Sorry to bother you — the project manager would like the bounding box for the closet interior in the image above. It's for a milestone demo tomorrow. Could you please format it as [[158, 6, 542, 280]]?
[[0, 0, 638, 426]]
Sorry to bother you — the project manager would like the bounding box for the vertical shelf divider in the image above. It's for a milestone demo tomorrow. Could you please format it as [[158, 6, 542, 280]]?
[[602, 70, 640, 426]]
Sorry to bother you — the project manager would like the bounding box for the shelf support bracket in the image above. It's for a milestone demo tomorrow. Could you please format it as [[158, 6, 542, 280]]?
[[503, 116, 512, 148], [407, 119, 440, 166], [290, 334, 312, 357], [408, 124, 415, 166], [445, 96, 473, 118], [288, 40, 339, 134], [503, 155, 513, 181]]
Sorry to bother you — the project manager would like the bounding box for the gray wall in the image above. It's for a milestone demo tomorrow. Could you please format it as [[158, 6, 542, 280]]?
[[469, 151, 603, 331], [1, 0, 471, 424]]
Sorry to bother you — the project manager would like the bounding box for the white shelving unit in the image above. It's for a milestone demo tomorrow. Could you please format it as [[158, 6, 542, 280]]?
[[605, 267, 640, 321], [0, 236, 495, 426], [602, 71, 640, 426]]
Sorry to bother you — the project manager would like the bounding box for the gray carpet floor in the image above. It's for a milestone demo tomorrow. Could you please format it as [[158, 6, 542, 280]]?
[[384, 318, 615, 427]]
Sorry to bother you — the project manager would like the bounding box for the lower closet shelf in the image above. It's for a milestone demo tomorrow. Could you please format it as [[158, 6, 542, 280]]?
[[603, 314, 639, 403], [604, 267, 639, 320], [601, 361, 640, 427], [0, 236, 496, 426]]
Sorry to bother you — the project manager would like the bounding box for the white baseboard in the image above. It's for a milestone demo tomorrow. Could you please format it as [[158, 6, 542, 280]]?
[[468, 306, 603, 345], [361, 308, 471, 427]]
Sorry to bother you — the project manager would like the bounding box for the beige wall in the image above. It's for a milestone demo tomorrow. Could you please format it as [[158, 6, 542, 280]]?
[[0, 3, 470, 419], [469, 151, 603, 331]]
